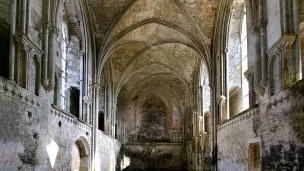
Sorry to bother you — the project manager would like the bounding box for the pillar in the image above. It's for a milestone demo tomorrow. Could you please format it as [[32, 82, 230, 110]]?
[[42, 0, 50, 86], [9, 0, 16, 81], [47, 26, 59, 90]]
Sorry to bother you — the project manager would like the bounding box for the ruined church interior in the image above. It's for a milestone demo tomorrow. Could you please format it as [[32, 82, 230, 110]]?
[[1, 0, 304, 170]]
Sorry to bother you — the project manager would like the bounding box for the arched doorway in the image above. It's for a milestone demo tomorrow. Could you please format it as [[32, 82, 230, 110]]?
[[71, 137, 90, 171]]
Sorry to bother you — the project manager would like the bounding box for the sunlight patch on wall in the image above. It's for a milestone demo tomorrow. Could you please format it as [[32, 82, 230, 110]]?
[[121, 155, 131, 170], [95, 153, 101, 171], [46, 139, 59, 168], [111, 151, 116, 171]]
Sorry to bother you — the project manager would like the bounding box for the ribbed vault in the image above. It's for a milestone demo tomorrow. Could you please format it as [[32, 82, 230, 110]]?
[[92, 0, 218, 143]]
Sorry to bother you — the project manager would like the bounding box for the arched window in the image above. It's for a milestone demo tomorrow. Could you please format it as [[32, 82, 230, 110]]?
[[241, 9, 249, 111], [227, 2, 248, 119], [60, 21, 68, 110], [58, 5, 82, 119], [200, 62, 210, 134]]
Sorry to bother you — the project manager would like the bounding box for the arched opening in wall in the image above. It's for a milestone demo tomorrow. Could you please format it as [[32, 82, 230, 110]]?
[[0, 22, 10, 79], [200, 61, 211, 141], [98, 111, 105, 131], [227, 1, 248, 119], [72, 138, 90, 171], [57, 1, 86, 120]]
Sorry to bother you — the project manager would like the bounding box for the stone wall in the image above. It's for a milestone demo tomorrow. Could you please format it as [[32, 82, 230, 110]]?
[[217, 107, 257, 171], [229, 88, 243, 117], [138, 96, 168, 141], [0, 0, 10, 23], [29, 0, 43, 48], [0, 76, 94, 171], [266, 0, 282, 49], [259, 81, 304, 170], [97, 131, 121, 171]]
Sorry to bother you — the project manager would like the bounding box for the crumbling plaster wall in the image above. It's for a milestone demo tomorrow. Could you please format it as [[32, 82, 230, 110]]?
[[0, 74, 122, 171], [97, 131, 121, 171], [259, 81, 304, 170], [0, 76, 92, 170], [217, 107, 257, 171]]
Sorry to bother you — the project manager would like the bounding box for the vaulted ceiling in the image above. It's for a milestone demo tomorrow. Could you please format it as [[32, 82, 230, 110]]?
[[89, 0, 218, 108]]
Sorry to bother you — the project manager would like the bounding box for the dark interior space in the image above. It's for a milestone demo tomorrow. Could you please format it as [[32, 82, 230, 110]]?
[[0, 23, 10, 79], [70, 87, 80, 118]]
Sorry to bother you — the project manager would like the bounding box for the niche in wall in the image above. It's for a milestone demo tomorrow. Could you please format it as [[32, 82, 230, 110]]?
[[248, 143, 261, 171]]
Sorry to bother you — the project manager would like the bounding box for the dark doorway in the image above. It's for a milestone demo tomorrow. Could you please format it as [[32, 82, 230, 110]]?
[[70, 87, 80, 118], [98, 111, 105, 131], [0, 24, 10, 79]]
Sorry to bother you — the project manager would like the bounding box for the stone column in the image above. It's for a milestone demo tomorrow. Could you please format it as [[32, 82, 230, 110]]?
[[258, 0, 268, 88], [245, 67, 255, 107], [293, 0, 302, 80], [54, 68, 63, 106], [42, 23, 50, 86], [112, 107, 116, 138], [47, 26, 59, 90], [251, 24, 265, 96], [9, 0, 16, 81], [21, 0, 27, 34], [24, 49, 29, 89], [134, 96, 139, 141], [216, 96, 226, 123], [42, 0, 50, 87], [92, 82, 99, 171], [83, 96, 92, 123], [224, 48, 230, 120]]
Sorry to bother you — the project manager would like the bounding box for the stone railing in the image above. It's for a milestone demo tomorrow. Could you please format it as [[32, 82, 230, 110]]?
[[217, 105, 258, 131], [0, 76, 45, 108], [126, 141, 183, 146], [97, 130, 121, 146], [51, 104, 93, 132]]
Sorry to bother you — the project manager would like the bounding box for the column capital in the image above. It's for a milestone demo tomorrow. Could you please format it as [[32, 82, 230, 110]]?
[[83, 96, 92, 104], [90, 82, 100, 89], [216, 95, 226, 105], [55, 66, 63, 78], [49, 25, 59, 38], [244, 67, 254, 82]]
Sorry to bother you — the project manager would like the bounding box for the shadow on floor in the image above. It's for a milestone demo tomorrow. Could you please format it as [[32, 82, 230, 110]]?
[[122, 168, 188, 171]]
